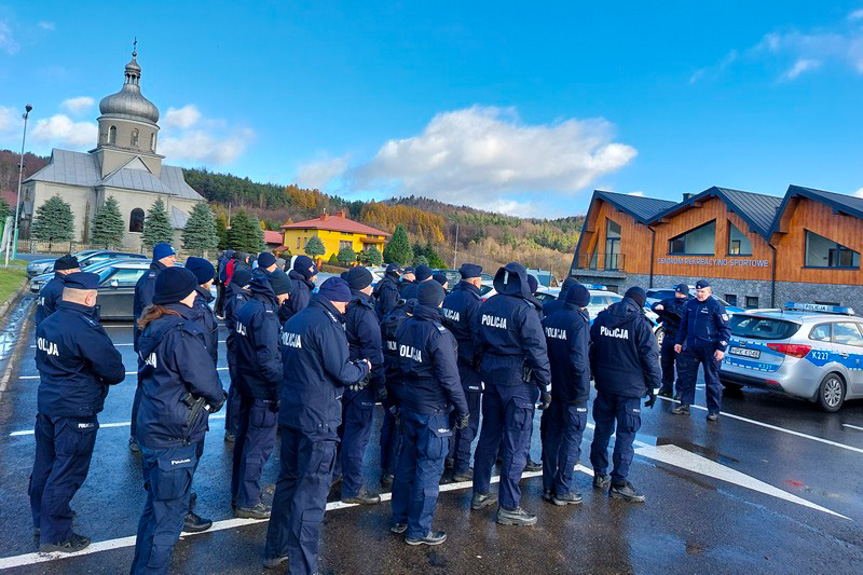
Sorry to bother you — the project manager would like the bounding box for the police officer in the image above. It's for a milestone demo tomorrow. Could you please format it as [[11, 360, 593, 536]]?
[[130, 242, 177, 452], [224, 268, 253, 443], [257, 251, 278, 274], [285, 255, 318, 321], [589, 287, 660, 502], [215, 249, 233, 318], [471, 263, 551, 526], [30, 272, 125, 552], [541, 276, 580, 318], [373, 263, 401, 320], [672, 279, 731, 421], [378, 299, 413, 488], [651, 284, 691, 398], [398, 266, 416, 298], [540, 284, 591, 505], [35, 254, 80, 325], [401, 264, 432, 301], [339, 266, 387, 505], [440, 263, 484, 482], [263, 278, 370, 574], [185, 257, 219, 366], [131, 267, 225, 575], [433, 272, 449, 291], [232, 269, 291, 519], [391, 281, 469, 545]]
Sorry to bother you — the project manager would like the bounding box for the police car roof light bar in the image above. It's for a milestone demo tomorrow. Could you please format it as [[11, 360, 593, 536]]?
[[784, 302, 855, 316]]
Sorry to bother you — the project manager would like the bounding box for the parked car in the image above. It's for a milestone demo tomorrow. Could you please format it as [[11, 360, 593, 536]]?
[[29, 258, 134, 293], [646, 286, 744, 313], [27, 249, 101, 277], [719, 302, 863, 411], [27, 250, 148, 279], [535, 285, 662, 337]]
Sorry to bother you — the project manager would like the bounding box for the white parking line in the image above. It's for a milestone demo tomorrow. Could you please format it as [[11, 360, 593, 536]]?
[[657, 396, 863, 455], [18, 367, 229, 381], [0, 470, 544, 571], [9, 415, 227, 437], [842, 423, 863, 432]]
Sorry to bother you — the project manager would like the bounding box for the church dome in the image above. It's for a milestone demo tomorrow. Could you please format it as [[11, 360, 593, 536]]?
[[99, 50, 159, 124]]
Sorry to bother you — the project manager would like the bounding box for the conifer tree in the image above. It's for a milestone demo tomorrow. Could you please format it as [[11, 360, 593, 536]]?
[[383, 224, 412, 265], [182, 203, 220, 256], [227, 209, 265, 253], [142, 199, 174, 250], [31, 195, 74, 250], [337, 245, 356, 266], [90, 196, 125, 249], [359, 245, 383, 266], [304, 235, 325, 259]]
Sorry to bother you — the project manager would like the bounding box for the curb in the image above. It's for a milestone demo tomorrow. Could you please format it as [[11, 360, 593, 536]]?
[[0, 279, 32, 396]]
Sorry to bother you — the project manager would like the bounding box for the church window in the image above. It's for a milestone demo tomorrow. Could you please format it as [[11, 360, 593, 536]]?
[[150, 133, 156, 152], [109, 126, 117, 145], [131, 128, 139, 148], [129, 208, 144, 233]]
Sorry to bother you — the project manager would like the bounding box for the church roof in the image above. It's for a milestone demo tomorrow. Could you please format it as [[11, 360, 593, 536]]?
[[24, 149, 205, 201]]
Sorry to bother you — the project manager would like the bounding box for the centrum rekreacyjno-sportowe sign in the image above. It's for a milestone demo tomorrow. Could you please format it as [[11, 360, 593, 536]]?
[[657, 257, 770, 268]]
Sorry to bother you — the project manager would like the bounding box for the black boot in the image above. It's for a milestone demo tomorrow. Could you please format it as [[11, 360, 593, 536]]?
[[234, 502, 272, 519], [342, 487, 381, 505], [39, 532, 91, 553], [451, 468, 474, 482], [405, 531, 447, 546], [524, 458, 543, 472], [470, 491, 498, 510], [593, 473, 611, 491], [609, 481, 645, 502], [496, 506, 537, 526], [671, 404, 690, 415], [552, 491, 583, 506]]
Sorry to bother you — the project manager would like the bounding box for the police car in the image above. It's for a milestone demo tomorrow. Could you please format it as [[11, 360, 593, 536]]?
[[720, 302, 863, 412]]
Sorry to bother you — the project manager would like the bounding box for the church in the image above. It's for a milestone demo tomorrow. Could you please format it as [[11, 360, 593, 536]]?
[[20, 46, 206, 251]]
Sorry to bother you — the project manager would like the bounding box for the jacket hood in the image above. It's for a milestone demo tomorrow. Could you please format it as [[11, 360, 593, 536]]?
[[138, 304, 193, 360], [604, 297, 644, 328], [492, 262, 532, 299], [195, 285, 214, 303], [249, 271, 278, 304], [413, 302, 442, 322], [289, 269, 314, 289]]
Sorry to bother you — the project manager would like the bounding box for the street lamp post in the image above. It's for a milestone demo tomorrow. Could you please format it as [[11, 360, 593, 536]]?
[[4, 104, 32, 268]]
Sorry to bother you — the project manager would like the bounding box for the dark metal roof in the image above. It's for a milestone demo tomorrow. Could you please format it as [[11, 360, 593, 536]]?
[[593, 190, 677, 224], [769, 185, 863, 237], [650, 186, 782, 240]]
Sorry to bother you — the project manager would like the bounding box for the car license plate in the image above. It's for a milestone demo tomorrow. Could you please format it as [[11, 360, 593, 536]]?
[[729, 347, 760, 359]]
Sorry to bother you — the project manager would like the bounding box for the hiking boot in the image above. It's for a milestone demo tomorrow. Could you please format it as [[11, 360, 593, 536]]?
[[390, 522, 408, 534], [593, 473, 611, 491], [496, 506, 537, 526], [183, 512, 213, 533], [552, 492, 583, 506], [341, 488, 381, 505], [224, 431, 236, 443], [128, 437, 140, 453], [707, 412, 719, 422], [451, 468, 474, 482], [524, 458, 543, 472], [262, 555, 288, 569], [470, 491, 498, 510], [658, 388, 673, 398], [380, 473, 394, 489], [671, 404, 690, 415], [235, 502, 272, 519], [609, 481, 646, 502], [405, 531, 447, 546], [39, 532, 90, 553]]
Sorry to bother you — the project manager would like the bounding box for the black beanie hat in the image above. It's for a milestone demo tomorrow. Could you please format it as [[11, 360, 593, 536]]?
[[566, 284, 591, 308], [415, 264, 432, 282], [625, 286, 647, 308], [232, 269, 253, 288], [267, 270, 293, 296], [54, 254, 79, 271], [346, 266, 373, 290], [152, 267, 198, 305], [418, 280, 445, 307]]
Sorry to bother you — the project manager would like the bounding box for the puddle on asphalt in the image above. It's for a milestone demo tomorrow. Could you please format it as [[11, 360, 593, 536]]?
[[0, 296, 33, 363]]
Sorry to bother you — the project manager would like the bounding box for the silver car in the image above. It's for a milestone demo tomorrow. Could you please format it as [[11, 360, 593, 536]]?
[[720, 303, 863, 411]]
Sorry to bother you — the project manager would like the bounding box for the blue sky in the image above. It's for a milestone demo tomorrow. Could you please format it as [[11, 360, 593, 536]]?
[[2, 1, 863, 217]]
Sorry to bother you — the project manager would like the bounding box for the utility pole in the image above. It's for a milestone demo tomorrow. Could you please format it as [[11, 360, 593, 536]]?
[[452, 219, 459, 269], [5, 104, 32, 268]]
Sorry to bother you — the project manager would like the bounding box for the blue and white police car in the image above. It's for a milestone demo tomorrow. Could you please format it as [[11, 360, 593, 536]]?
[[719, 303, 863, 412]]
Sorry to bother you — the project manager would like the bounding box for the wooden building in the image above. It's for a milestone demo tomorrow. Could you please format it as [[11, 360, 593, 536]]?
[[572, 185, 863, 312]]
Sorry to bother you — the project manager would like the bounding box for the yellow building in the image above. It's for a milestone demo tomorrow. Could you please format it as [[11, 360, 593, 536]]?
[[280, 211, 390, 261]]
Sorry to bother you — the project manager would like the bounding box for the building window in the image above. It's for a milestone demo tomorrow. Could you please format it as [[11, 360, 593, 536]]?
[[605, 218, 621, 270], [303, 237, 308, 248], [129, 208, 144, 233], [339, 240, 352, 250], [745, 296, 759, 309], [669, 220, 716, 256], [728, 222, 753, 256], [805, 230, 860, 269], [297, 237, 302, 249], [150, 132, 156, 152], [109, 125, 117, 145], [725, 294, 738, 306], [131, 128, 139, 148]]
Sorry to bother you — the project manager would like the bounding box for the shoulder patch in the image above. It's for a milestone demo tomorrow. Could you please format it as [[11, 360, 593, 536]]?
[[721, 313, 729, 321]]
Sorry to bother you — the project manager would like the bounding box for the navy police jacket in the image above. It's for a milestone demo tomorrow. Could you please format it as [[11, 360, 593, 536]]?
[[651, 296, 689, 336], [133, 261, 168, 352], [279, 296, 370, 440], [35, 301, 125, 418], [542, 285, 574, 319], [136, 303, 225, 448], [235, 275, 283, 400], [398, 280, 416, 300], [589, 297, 661, 398], [542, 304, 591, 405], [395, 303, 468, 417], [35, 273, 66, 325], [676, 296, 731, 351], [193, 286, 219, 366], [346, 291, 385, 392], [285, 270, 314, 321], [224, 282, 250, 355], [441, 280, 482, 367], [475, 263, 551, 392], [373, 273, 400, 320], [381, 300, 412, 391]]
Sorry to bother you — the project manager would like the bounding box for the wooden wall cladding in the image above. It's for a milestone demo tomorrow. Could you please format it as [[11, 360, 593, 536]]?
[[652, 197, 773, 281], [579, 200, 653, 274], [773, 198, 863, 285]]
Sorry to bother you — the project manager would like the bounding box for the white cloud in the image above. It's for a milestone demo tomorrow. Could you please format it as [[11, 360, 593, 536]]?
[[0, 19, 18, 54], [627, 191, 645, 197], [854, 187, 863, 197], [690, 50, 739, 84], [347, 106, 636, 213], [37, 21, 55, 31], [781, 58, 822, 80], [162, 105, 202, 129], [30, 114, 98, 148], [296, 155, 349, 190], [159, 128, 255, 165], [849, 9, 863, 21], [61, 96, 94, 114], [0, 106, 19, 132]]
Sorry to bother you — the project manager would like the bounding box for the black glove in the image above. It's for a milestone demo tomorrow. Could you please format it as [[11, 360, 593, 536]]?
[[375, 385, 388, 403], [645, 388, 659, 409], [455, 412, 470, 430], [538, 392, 552, 411], [209, 392, 227, 414], [349, 369, 371, 392]]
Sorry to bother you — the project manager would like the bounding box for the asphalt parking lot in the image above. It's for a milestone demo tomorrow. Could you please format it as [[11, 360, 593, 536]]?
[[0, 296, 862, 574]]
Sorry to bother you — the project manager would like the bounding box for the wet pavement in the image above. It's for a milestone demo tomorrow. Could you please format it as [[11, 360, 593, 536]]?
[[0, 298, 862, 574]]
